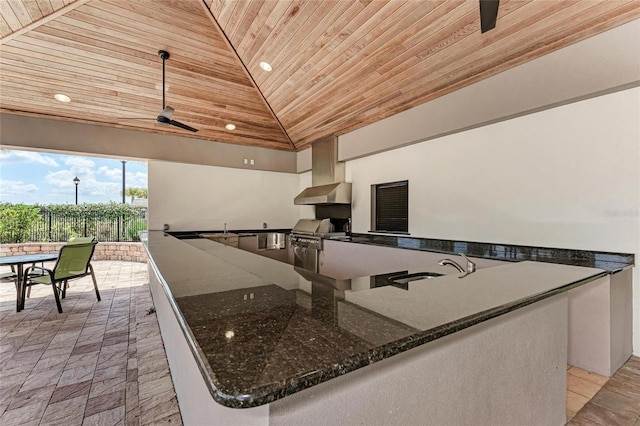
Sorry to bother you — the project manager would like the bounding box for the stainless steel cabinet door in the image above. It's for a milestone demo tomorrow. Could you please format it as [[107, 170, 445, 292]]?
[[293, 245, 318, 272]]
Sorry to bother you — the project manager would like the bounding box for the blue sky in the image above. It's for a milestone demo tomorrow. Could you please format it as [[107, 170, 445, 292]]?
[[0, 149, 148, 205]]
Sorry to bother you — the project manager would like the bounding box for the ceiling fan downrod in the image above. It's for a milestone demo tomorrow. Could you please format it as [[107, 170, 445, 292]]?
[[158, 50, 170, 109]]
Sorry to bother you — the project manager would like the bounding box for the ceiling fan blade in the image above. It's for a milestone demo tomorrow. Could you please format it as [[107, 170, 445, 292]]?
[[479, 0, 500, 33], [170, 120, 199, 132], [159, 106, 174, 120]]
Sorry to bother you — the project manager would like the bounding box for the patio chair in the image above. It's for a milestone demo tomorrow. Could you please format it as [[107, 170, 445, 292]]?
[[67, 236, 96, 245], [0, 267, 18, 284], [1, 266, 17, 279], [4, 264, 45, 294], [23, 241, 100, 313], [25, 237, 97, 298]]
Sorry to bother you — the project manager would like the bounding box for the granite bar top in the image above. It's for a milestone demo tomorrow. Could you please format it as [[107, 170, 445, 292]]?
[[168, 228, 292, 239], [142, 230, 609, 409], [328, 233, 634, 273]]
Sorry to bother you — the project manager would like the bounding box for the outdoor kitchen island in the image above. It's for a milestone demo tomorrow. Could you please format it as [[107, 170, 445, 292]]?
[[142, 230, 625, 426]]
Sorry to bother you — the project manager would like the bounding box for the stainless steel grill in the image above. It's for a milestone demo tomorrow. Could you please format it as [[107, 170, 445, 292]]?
[[290, 219, 345, 272]]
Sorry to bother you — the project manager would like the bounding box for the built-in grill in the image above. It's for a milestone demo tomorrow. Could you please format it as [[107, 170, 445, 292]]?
[[290, 219, 346, 272]]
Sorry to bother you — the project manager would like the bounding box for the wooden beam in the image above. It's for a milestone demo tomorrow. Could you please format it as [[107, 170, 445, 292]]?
[[0, 0, 91, 45], [197, 0, 297, 151]]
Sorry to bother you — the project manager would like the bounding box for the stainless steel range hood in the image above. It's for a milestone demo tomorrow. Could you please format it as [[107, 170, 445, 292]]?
[[294, 135, 352, 205], [294, 182, 351, 205]]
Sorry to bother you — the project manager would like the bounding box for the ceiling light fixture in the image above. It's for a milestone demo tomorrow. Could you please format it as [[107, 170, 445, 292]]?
[[54, 93, 71, 103], [225, 123, 236, 131], [259, 61, 272, 72]]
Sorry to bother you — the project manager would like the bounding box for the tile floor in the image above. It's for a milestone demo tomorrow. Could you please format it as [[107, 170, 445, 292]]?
[[0, 260, 181, 425], [0, 260, 638, 426], [567, 365, 610, 421], [568, 357, 640, 426]]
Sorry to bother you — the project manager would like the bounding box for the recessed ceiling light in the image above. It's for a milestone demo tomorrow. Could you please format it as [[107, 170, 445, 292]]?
[[259, 61, 272, 72], [54, 93, 71, 103], [225, 123, 236, 131]]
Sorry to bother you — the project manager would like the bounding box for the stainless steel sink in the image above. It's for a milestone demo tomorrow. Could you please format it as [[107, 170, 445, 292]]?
[[258, 232, 286, 250], [389, 271, 444, 284]]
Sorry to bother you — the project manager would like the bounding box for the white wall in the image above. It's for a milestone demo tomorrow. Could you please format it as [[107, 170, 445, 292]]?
[[0, 113, 297, 173], [343, 88, 640, 355], [148, 161, 301, 231]]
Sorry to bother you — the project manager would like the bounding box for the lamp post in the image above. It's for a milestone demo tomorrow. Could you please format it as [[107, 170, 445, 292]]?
[[119, 160, 126, 242], [73, 176, 80, 204], [121, 160, 126, 204]]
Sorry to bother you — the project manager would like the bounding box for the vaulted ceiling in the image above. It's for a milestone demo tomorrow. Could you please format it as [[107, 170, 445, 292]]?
[[1, 0, 638, 152]]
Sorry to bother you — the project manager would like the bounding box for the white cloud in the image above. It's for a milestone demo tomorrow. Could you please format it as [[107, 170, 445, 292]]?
[[97, 167, 147, 188], [127, 171, 148, 188], [0, 180, 39, 195], [44, 169, 122, 202], [0, 150, 59, 167], [64, 156, 95, 168], [1, 150, 147, 204], [97, 166, 122, 180], [44, 170, 76, 188]]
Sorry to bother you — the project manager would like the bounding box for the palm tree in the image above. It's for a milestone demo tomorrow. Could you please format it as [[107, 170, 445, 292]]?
[[124, 187, 148, 203]]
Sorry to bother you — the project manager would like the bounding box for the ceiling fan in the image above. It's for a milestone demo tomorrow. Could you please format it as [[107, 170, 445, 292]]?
[[122, 50, 198, 132], [479, 0, 500, 33]]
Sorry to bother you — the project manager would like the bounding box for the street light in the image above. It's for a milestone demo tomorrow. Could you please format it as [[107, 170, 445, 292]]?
[[120, 160, 126, 242], [121, 160, 126, 204], [73, 176, 80, 204]]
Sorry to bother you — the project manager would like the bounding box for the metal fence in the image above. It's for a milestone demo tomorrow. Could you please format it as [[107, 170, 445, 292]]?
[[28, 208, 148, 242]]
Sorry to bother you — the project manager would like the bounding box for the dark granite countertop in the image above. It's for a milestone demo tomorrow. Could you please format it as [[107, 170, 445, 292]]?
[[142, 230, 610, 409], [168, 228, 292, 239], [325, 233, 634, 273]]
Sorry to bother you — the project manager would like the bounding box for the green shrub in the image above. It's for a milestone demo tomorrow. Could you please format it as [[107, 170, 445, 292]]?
[[0, 203, 41, 243], [127, 222, 148, 242], [0, 202, 147, 242]]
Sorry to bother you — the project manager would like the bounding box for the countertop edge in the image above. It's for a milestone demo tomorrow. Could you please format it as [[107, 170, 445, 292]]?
[[141, 232, 610, 409], [330, 233, 634, 273]]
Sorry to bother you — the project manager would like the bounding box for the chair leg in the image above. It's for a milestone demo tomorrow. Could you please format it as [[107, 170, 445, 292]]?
[[51, 281, 63, 313], [62, 280, 68, 299], [89, 265, 101, 302], [25, 263, 41, 299]]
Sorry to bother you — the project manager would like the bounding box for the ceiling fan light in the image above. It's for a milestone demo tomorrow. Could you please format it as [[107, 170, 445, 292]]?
[[54, 93, 71, 103], [259, 61, 272, 72], [225, 123, 236, 131]]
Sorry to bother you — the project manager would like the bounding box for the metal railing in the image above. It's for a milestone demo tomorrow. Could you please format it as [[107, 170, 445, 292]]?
[[28, 208, 148, 242]]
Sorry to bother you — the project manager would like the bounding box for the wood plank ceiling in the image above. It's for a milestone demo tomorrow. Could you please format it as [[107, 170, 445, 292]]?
[[1, 0, 638, 152]]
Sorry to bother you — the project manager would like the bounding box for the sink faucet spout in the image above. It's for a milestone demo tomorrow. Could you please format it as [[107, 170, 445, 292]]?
[[438, 258, 464, 273], [438, 253, 477, 277]]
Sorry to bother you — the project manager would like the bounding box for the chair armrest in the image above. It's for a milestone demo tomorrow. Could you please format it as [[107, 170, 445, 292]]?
[[24, 265, 51, 277], [0, 271, 17, 280]]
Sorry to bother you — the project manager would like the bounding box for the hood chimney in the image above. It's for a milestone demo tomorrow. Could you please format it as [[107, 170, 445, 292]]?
[[294, 135, 352, 205]]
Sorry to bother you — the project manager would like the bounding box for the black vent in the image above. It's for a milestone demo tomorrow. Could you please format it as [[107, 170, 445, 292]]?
[[373, 180, 408, 233]]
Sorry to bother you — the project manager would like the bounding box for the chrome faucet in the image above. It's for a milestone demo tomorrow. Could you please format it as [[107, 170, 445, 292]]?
[[438, 258, 465, 273], [224, 222, 227, 233], [438, 253, 477, 278]]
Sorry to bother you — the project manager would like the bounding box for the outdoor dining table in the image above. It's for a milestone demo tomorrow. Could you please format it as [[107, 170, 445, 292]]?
[[0, 253, 59, 312]]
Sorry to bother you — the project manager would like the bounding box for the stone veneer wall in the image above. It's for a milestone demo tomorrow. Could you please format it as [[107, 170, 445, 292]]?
[[0, 242, 147, 263]]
